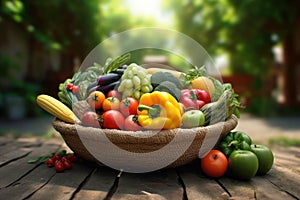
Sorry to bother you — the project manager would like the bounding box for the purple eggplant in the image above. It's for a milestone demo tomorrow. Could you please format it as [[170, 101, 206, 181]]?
[[111, 69, 126, 75], [96, 81, 120, 95], [97, 74, 121, 86], [86, 80, 98, 93]]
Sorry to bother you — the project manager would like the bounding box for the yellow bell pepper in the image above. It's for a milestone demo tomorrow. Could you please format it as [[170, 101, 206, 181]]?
[[137, 91, 182, 130]]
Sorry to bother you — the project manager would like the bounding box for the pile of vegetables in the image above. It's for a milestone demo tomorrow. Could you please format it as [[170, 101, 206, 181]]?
[[51, 53, 242, 131], [35, 53, 274, 178]]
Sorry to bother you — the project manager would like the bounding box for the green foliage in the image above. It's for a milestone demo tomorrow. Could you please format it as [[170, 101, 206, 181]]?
[[246, 96, 278, 117], [269, 136, 300, 148], [1, 0, 102, 53], [0, 0, 24, 22], [163, 0, 298, 77]]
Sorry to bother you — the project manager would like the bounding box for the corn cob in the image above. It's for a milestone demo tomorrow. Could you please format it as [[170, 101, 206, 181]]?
[[36, 94, 80, 124]]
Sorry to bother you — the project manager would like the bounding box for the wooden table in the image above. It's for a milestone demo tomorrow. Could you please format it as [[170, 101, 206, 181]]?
[[0, 136, 299, 200]]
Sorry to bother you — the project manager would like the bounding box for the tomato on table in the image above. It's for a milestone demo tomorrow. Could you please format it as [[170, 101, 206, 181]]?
[[61, 157, 72, 170], [200, 149, 228, 178], [87, 91, 105, 110], [55, 160, 65, 173]]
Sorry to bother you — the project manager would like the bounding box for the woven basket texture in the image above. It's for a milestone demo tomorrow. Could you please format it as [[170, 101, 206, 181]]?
[[52, 115, 238, 168]]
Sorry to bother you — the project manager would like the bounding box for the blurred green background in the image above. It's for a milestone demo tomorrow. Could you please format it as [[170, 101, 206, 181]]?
[[0, 0, 300, 122]]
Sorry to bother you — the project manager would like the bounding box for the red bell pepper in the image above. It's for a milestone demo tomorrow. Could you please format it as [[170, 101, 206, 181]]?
[[180, 89, 211, 110]]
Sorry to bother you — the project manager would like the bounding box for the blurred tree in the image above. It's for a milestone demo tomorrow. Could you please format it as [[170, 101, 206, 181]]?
[[164, 0, 300, 106], [0, 0, 160, 72], [0, 0, 102, 79]]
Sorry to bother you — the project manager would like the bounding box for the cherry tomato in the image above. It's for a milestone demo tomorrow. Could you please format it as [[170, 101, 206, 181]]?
[[102, 97, 120, 111], [101, 110, 124, 130], [46, 157, 56, 167], [87, 91, 106, 110], [68, 154, 79, 163], [61, 157, 72, 170], [53, 153, 62, 161], [55, 160, 65, 173], [107, 90, 122, 100], [124, 115, 143, 131], [66, 83, 74, 91], [81, 111, 100, 127], [72, 85, 79, 94], [119, 97, 138, 116], [201, 150, 228, 178]]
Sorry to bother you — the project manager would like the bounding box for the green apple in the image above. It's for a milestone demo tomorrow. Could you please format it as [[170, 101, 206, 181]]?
[[181, 110, 205, 128], [228, 150, 259, 180], [250, 144, 274, 175]]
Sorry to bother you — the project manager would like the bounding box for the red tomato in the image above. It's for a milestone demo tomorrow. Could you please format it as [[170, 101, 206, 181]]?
[[101, 110, 124, 130], [124, 115, 143, 131], [61, 157, 72, 170], [201, 150, 228, 178], [119, 97, 138, 116], [66, 83, 74, 91], [55, 160, 65, 173], [81, 111, 100, 127], [72, 85, 80, 94], [107, 90, 122, 100], [68, 154, 79, 163], [102, 97, 120, 111], [46, 157, 56, 167], [53, 153, 62, 161], [87, 91, 105, 110]]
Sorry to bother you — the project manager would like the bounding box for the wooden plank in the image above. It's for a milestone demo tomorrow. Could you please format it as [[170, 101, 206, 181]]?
[[251, 175, 297, 200], [263, 147, 300, 199], [0, 148, 31, 167], [0, 136, 14, 146], [113, 168, 183, 200], [265, 167, 300, 199], [0, 137, 42, 161], [272, 147, 300, 175], [177, 160, 230, 200], [73, 166, 119, 200], [217, 147, 300, 200], [0, 163, 57, 200], [0, 138, 62, 188], [0, 137, 41, 158], [28, 161, 98, 200], [218, 177, 260, 200]]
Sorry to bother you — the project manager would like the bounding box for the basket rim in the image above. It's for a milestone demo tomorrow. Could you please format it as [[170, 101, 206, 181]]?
[[53, 114, 238, 137]]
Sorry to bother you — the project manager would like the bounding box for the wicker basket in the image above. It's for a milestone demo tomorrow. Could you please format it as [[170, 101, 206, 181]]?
[[52, 114, 238, 170]]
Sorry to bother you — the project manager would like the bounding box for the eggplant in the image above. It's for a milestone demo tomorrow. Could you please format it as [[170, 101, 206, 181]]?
[[86, 80, 98, 93], [96, 81, 120, 95], [97, 74, 121, 86], [111, 69, 126, 75]]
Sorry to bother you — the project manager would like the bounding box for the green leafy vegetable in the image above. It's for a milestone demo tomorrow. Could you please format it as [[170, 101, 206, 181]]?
[[58, 53, 130, 108], [28, 150, 67, 164]]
